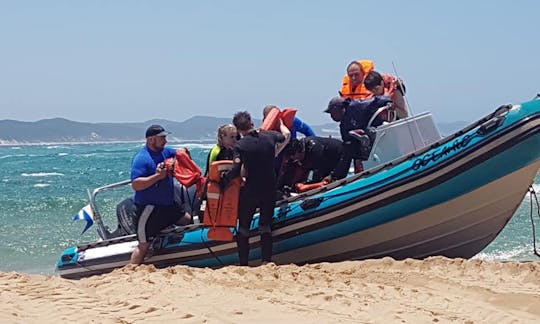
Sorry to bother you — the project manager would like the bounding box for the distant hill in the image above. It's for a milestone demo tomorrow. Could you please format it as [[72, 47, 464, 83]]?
[[0, 116, 469, 144], [0, 116, 235, 144]]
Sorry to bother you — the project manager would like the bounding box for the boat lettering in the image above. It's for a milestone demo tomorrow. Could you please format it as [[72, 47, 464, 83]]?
[[412, 134, 473, 170]]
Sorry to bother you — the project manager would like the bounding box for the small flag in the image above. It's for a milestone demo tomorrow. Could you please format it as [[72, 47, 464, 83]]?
[[73, 204, 94, 235]]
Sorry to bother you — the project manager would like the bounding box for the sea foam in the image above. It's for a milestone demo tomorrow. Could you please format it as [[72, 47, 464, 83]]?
[[21, 172, 64, 177]]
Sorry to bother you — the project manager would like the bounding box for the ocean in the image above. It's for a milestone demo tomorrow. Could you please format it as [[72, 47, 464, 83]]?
[[1, 142, 539, 275]]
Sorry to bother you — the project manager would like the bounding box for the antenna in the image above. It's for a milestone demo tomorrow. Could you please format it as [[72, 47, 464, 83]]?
[[392, 61, 428, 147], [391, 61, 413, 116]]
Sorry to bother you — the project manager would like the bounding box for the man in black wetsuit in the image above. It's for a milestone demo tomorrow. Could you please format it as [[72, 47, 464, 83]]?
[[279, 136, 343, 189], [221, 111, 289, 266], [324, 96, 392, 179]]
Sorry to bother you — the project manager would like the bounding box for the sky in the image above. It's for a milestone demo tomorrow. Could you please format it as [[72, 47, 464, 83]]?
[[1, 0, 539, 125]]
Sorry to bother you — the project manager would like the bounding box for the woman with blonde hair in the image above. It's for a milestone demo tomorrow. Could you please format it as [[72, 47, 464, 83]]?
[[204, 124, 238, 176]]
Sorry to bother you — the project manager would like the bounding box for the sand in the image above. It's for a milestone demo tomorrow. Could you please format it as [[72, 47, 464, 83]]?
[[1, 257, 539, 323]]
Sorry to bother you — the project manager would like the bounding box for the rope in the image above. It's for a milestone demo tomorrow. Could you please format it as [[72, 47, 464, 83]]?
[[527, 186, 540, 257], [200, 230, 225, 267], [199, 182, 230, 266], [184, 184, 200, 219], [203, 180, 231, 230]]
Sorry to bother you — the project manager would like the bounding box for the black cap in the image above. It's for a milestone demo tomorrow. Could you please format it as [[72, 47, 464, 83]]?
[[324, 97, 346, 113], [145, 124, 171, 138]]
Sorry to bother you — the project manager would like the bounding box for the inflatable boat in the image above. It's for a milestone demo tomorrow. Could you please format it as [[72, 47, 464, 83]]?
[[57, 97, 540, 279]]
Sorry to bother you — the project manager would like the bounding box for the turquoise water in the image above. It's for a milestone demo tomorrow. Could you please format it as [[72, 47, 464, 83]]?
[[1, 142, 539, 275]]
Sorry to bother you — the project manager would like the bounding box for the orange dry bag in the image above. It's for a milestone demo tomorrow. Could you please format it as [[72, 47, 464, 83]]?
[[164, 148, 206, 197], [203, 161, 241, 241]]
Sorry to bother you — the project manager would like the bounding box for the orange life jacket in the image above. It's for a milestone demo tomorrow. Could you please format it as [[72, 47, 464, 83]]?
[[340, 60, 375, 99], [381, 73, 401, 97], [260, 106, 280, 130], [203, 160, 241, 241], [260, 107, 297, 131], [382, 73, 408, 119], [280, 108, 297, 130]]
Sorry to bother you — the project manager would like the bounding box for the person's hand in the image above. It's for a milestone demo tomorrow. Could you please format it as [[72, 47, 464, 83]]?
[[219, 171, 231, 191], [155, 162, 168, 180], [323, 175, 332, 183]]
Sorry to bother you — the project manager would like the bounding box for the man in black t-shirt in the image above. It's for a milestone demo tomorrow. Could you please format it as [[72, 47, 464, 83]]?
[[221, 111, 289, 266]]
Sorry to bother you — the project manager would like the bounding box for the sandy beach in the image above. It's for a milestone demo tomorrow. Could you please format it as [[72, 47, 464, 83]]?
[[1, 257, 539, 323]]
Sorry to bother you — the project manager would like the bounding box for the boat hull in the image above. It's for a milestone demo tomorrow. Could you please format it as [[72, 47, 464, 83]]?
[[277, 161, 539, 263]]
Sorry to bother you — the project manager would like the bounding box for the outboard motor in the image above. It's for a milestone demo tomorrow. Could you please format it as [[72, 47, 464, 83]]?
[[110, 197, 139, 237], [109, 181, 203, 239]]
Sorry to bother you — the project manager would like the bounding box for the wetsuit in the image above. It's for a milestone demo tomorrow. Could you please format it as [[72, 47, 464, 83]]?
[[333, 96, 392, 179], [223, 129, 285, 265], [279, 136, 343, 188], [273, 116, 316, 176], [204, 145, 234, 176]]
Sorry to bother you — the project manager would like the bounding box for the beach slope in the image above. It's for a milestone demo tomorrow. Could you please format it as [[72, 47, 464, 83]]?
[[1, 257, 539, 323]]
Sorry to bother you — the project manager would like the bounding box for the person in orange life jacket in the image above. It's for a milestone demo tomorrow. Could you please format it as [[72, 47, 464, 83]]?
[[364, 70, 409, 119], [199, 124, 238, 218], [278, 136, 343, 190], [263, 105, 316, 175], [220, 111, 290, 266], [339, 60, 376, 173], [204, 124, 238, 176], [339, 60, 375, 100], [130, 125, 191, 265], [324, 96, 392, 180]]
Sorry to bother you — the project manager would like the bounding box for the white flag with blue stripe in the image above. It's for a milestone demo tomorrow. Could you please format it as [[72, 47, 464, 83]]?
[[73, 204, 94, 235]]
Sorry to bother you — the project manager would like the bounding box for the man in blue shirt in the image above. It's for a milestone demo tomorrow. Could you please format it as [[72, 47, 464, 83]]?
[[130, 124, 190, 264]]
